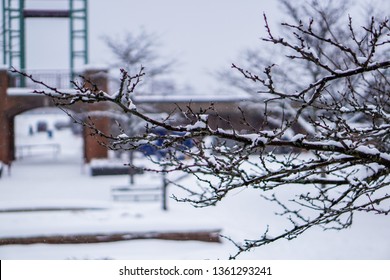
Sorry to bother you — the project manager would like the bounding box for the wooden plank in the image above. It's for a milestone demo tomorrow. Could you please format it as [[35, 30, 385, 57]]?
[[0, 207, 106, 213], [0, 230, 222, 245]]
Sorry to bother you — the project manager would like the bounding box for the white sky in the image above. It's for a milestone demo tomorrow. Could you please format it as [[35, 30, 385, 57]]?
[[2, 0, 388, 94], [88, 0, 280, 94], [4, 0, 281, 94]]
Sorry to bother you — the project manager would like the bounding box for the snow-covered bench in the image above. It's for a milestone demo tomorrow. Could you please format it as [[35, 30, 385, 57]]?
[[111, 185, 163, 202], [15, 143, 60, 159]]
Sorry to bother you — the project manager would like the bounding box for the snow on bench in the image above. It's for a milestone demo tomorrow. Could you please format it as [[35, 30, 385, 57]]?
[[111, 185, 163, 202]]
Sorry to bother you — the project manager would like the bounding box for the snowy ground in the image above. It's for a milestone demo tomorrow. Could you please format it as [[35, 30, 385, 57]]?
[[0, 111, 390, 260]]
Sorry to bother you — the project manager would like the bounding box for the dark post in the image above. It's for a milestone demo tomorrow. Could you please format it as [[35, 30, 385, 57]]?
[[129, 150, 135, 185], [162, 167, 168, 211]]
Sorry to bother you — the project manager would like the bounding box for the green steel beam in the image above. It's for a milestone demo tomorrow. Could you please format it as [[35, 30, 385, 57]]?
[[2, 0, 88, 86], [70, 0, 88, 79], [69, 0, 73, 76], [84, 0, 88, 65], [19, 0, 25, 71], [2, 0, 5, 64]]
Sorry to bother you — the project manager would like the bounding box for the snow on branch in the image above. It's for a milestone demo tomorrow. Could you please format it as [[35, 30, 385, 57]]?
[[12, 12, 390, 259]]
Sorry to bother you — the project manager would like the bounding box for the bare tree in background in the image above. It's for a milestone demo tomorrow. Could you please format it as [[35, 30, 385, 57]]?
[[102, 29, 177, 95], [218, 0, 388, 131], [14, 9, 390, 258], [101, 29, 179, 160]]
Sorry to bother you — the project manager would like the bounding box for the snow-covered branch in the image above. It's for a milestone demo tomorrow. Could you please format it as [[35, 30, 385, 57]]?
[[13, 10, 390, 259]]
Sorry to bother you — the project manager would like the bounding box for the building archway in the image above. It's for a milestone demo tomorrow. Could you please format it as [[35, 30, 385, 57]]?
[[0, 67, 110, 165], [14, 107, 83, 162]]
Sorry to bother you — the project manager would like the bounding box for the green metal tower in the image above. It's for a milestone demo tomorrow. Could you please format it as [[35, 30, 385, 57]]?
[[2, 0, 88, 83]]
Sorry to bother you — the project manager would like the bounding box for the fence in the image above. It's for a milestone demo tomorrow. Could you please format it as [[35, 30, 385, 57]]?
[[15, 144, 61, 159], [8, 70, 81, 89]]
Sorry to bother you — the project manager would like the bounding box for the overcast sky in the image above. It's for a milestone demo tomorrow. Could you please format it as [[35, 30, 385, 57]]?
[[3, 0, 388, 94], [88, 0, 280, 94], [7, 0, 280, 94]]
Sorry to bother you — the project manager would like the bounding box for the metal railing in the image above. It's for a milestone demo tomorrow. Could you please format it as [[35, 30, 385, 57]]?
[[15, 143, 61, 159], [8, 70, 80, 89]]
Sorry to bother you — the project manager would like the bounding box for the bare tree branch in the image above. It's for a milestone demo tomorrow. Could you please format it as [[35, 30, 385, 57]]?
[[12, 9, 390, 259]]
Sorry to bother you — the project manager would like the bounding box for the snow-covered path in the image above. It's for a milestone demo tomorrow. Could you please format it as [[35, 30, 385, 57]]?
[[1, 113, 390, 259], [0, 125, 227, 259]]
